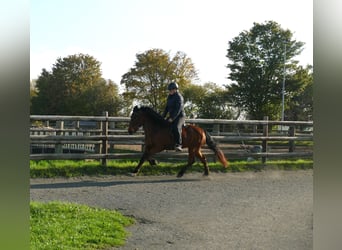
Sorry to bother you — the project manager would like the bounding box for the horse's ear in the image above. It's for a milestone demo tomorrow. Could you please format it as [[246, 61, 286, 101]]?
[[133, 105, 139, 111]]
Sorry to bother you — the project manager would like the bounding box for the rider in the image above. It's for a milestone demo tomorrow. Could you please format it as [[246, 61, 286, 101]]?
[[162, 82, 186, 152]]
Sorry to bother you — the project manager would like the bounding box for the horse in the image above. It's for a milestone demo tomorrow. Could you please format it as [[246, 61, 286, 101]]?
[[128, 106, 229, 177]]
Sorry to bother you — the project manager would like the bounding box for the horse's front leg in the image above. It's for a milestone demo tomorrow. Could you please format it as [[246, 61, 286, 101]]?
[[131, 152, 149, 176], [148, 159, 158, 166]]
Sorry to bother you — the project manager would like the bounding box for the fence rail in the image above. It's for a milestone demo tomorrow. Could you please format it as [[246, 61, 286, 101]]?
[[30, 113, 313, 164]]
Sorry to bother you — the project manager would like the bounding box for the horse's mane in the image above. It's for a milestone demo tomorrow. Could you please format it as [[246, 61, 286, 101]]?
[[139, 106, 170, 127]]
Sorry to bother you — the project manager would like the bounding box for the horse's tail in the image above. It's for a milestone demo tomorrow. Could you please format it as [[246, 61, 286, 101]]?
[[204, 130, 229, 168]]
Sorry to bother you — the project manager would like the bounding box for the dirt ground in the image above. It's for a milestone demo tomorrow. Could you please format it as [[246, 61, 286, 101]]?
[[30, 170, 313, 250]]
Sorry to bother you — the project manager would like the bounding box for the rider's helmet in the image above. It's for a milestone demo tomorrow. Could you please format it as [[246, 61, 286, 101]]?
[[167, 82, 179, 90]]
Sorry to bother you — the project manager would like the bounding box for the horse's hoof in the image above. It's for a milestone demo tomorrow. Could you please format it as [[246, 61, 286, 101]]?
[[129, 172, 137, 177], [177, 172, 184, 178], [150, 159, 158, 166], [202, 173, 211, 179]]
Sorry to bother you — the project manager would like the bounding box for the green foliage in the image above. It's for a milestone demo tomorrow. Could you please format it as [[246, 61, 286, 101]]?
[[80, 78, 125, 116], [30, 201, 134, 249], [121, 49, 198, 112], [31, 54, 124, 116], [226, 21, 307, 120], [30, 80, 38, 111], [182, 84, 206, 117], [183, 82, 239, 119], [285, 65, 313, 120]]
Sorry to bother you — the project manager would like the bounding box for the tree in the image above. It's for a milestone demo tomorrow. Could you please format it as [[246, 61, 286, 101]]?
[[226, 21, 305, 120], [284, 65, 313, 120], [120, 49, 198, 113], [183, 83, 239, 119], [31, 68, 61, 114], [182, 84, 207, 118], [31, 53, 123, 116], [30, 79, 38, 111], [80, 79, 125, 116]]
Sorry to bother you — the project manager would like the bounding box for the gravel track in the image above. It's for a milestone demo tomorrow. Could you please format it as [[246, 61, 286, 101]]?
[[30, 170, 313, 250]]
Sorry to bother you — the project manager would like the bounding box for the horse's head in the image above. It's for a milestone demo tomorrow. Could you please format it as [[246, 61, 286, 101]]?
[[128, 106, 143, 134]]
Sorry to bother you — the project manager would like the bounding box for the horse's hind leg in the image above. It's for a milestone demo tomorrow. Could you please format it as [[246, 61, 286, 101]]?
[[177, 150, 195, 178]]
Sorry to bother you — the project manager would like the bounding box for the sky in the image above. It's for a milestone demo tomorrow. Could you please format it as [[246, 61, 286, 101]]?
[[30, 0, 313, 87]]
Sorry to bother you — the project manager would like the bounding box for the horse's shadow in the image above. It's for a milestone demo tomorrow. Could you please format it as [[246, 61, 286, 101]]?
[[30, 177, 203, 190]]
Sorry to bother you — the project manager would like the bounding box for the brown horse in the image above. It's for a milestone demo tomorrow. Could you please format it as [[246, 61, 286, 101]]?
[[128, 106, 229, 177]]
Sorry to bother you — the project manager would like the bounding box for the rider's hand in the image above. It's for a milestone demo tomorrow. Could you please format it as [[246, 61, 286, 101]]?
[[167, 118, 173, 123]]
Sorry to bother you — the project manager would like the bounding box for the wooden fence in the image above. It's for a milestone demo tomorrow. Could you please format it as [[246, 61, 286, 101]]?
[[30, 112, 313, 165]]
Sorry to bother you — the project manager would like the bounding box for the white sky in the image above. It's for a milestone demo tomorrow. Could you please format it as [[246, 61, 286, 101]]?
[[30, 0, 313, 87]]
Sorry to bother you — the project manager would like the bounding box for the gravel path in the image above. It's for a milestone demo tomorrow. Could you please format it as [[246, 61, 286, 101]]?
[[30, 170, 313, 250]]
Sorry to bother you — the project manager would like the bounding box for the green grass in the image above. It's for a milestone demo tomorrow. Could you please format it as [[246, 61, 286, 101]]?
[[226, 159, 313, 172], [30, 201, 134, 250], [30, 158, 313, 178]]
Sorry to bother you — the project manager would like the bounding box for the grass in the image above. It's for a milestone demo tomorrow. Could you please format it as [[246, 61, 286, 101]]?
[[227, 158, 313, 172], [30, 158, 313, 178], [30, 201, 134, 250]]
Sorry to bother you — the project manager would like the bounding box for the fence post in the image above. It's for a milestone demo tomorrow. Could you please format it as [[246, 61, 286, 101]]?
[[76, 120, 80, 130], [262, 116, 268, 164], [109, 121, 115, 151], [55, 120, 64, 154], [95, 120, 102, 154], [289, 126, 296, 152], [101, 111, 109, 166]]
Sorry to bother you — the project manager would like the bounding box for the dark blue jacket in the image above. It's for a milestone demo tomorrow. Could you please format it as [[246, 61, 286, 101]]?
[[162, 91, 185, 120]]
